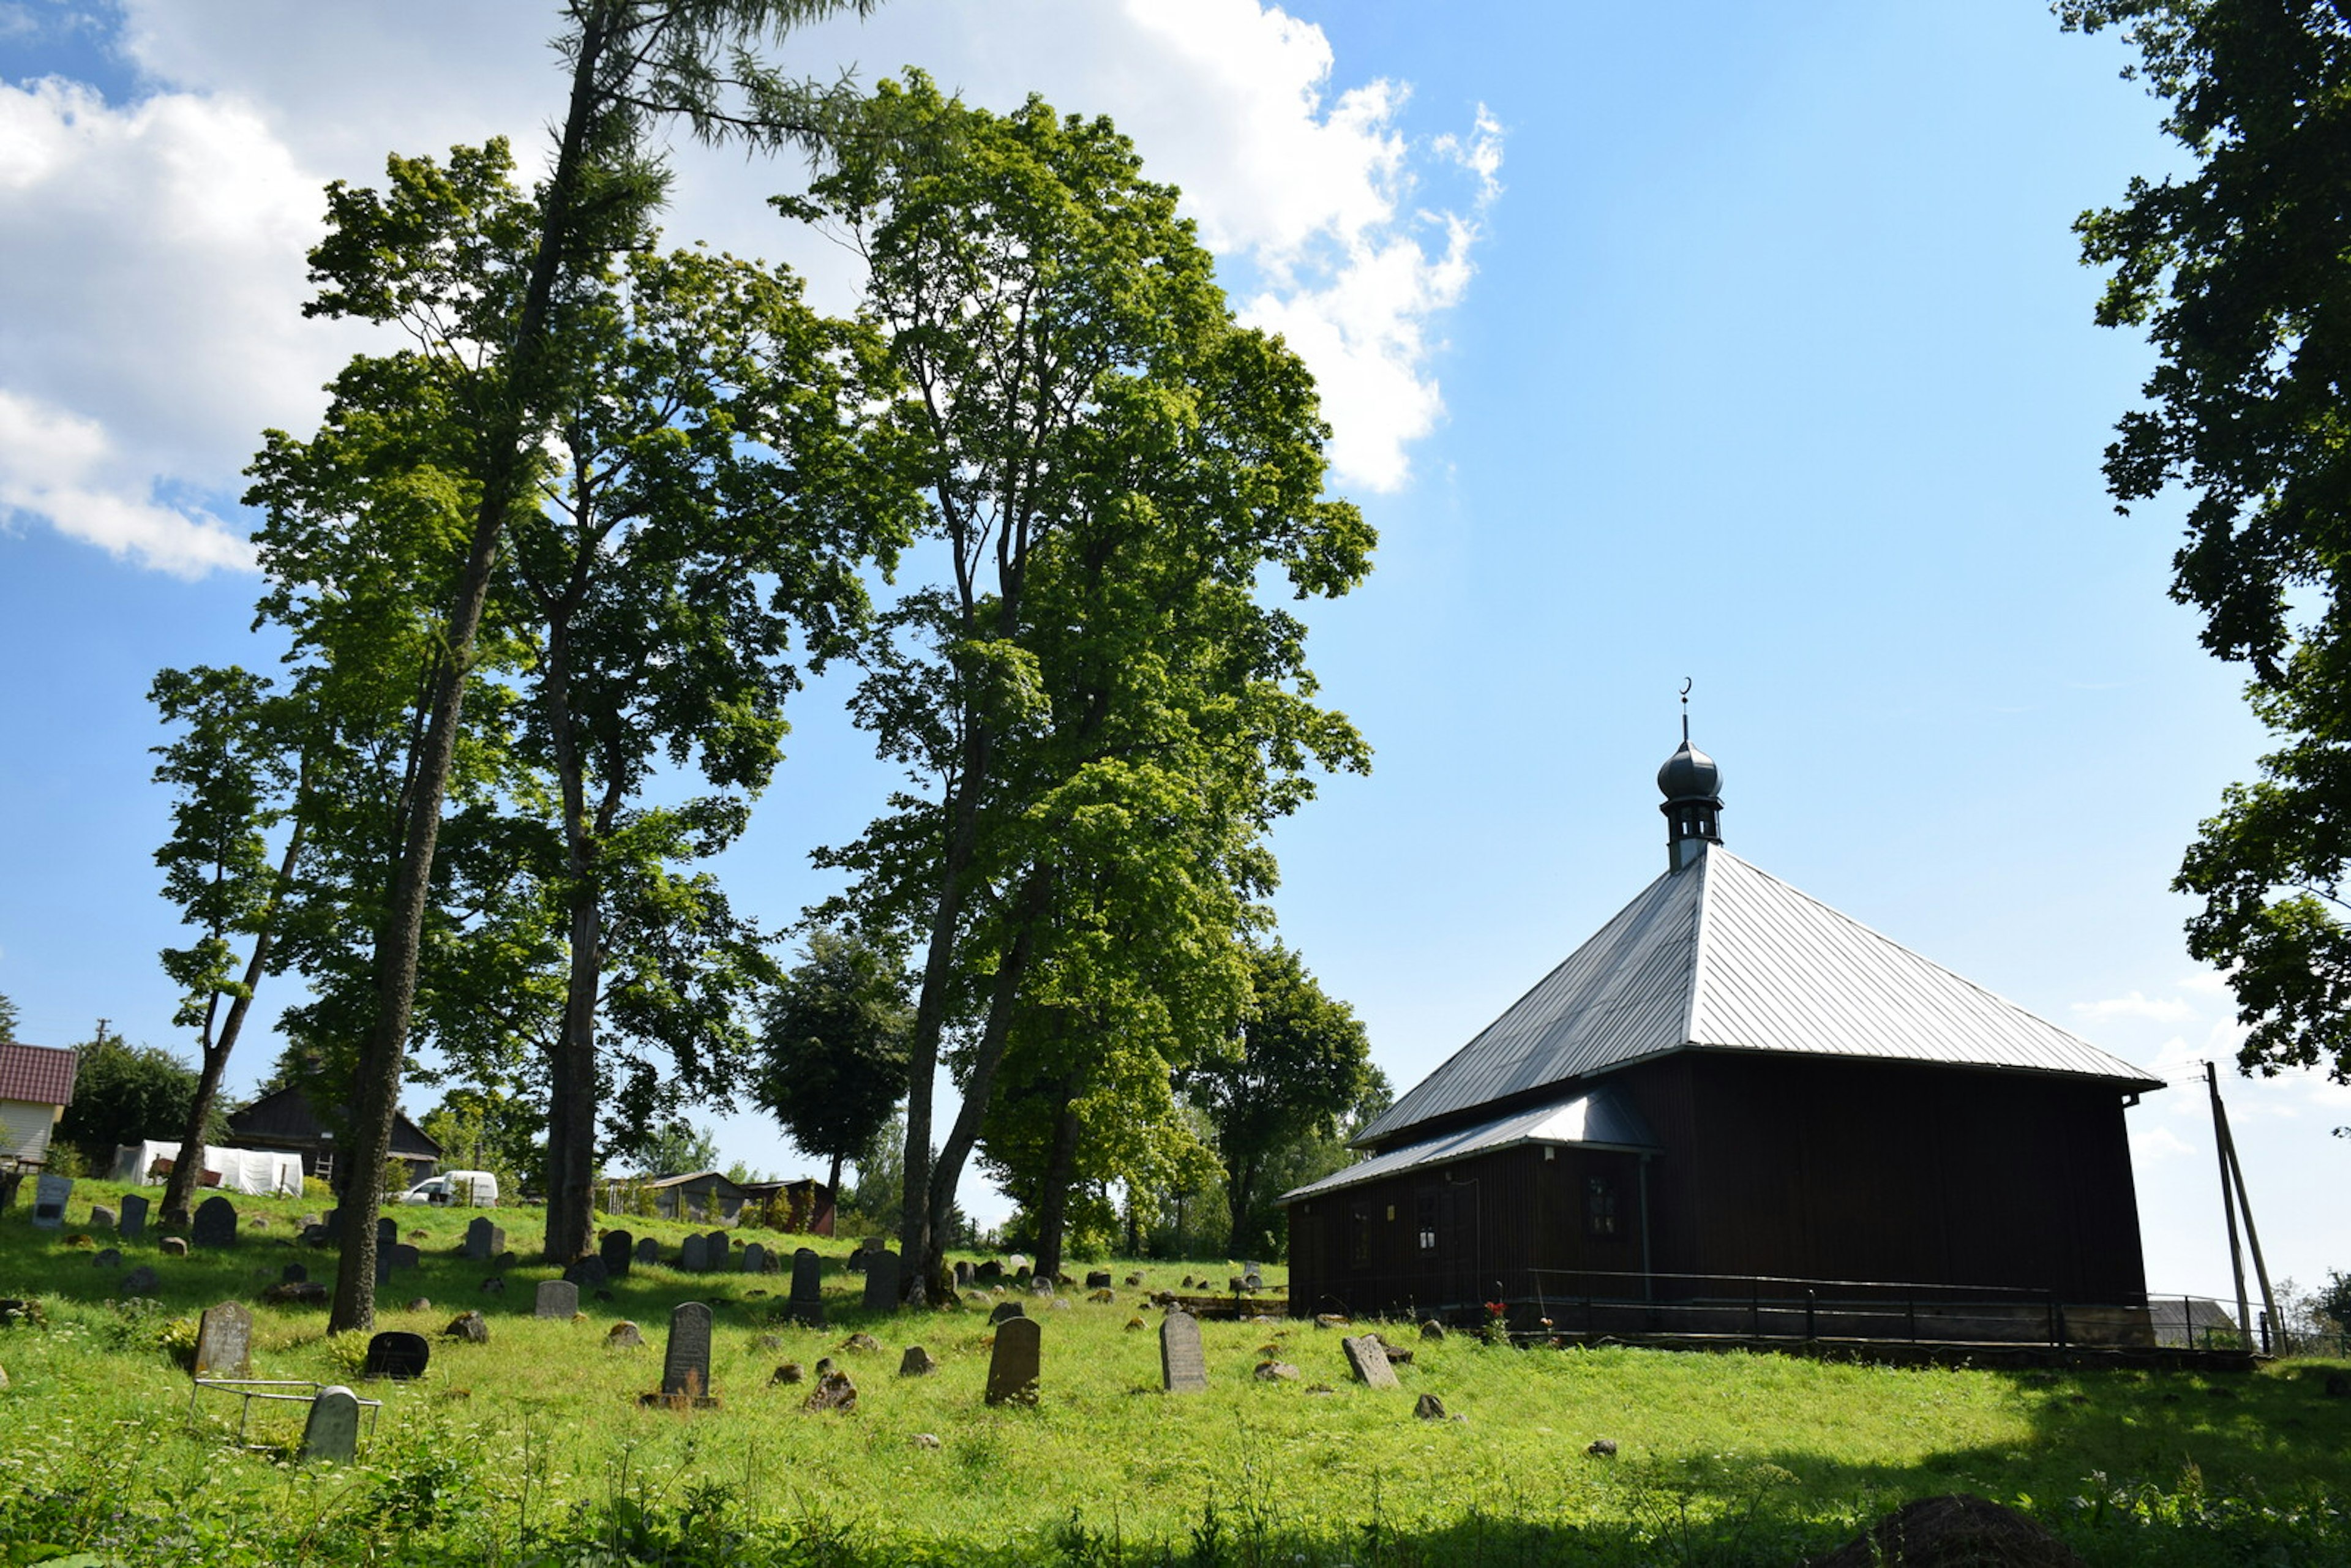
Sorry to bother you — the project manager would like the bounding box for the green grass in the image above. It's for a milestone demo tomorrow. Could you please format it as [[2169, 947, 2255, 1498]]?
[[3, 1180, 2348, 1566]]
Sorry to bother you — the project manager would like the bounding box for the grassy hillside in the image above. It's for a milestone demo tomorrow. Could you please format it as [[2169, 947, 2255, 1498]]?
[[2, 1180, 2346, 1566]]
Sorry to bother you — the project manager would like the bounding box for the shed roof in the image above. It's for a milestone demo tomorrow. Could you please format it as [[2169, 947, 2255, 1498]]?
[[1283, 1086, 1660, 1204], [1358, 847, 2160, 1150], [227, 1086, 443, 1160], [0, 1043, 77, 1107], [644, 1169, 747, 1195]]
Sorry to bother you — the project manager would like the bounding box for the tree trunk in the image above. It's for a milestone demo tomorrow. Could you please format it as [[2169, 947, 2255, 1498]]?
[[1032, 1081, 1081, 1281], [541, 616, 602, 1266], [328, 12, 618, 1337], [160, 808, 306, 1229]]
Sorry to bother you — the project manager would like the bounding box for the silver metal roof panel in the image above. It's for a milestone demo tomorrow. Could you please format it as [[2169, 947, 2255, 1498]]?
[[1281, 1086, 1660, 1204], [1358, 848, 2159, 1149]]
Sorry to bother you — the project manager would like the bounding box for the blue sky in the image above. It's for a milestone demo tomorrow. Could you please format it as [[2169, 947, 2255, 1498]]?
[[1, 1, 2340, 1302]]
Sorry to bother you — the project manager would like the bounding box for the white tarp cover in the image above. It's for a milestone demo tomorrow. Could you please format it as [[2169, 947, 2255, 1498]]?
[[110, 1141, 303, 1196]]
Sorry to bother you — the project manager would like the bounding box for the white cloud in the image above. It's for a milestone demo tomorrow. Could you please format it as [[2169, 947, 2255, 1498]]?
[[2072, 989, 2196, 1023], [2129, 1124, 2193, 1162], [0, 391, 250, 575]]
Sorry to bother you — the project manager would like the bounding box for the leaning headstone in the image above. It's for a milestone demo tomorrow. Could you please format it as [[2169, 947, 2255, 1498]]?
[[190, 1196, 238, 1249], [534, 1280, 580, 1320], [299, 1386, 362, 1463], [899, 1345, 939, 1377], [986, 1315, 1041, 1406], [31, 1174, 70, 1228], [651, 1301, 716, 1406], [606, 1321, 643, 1349], [377, 1216, 397, 1251], [118, 1194, 149, 1239], [1161, 1310, 1209, 1394], [194, 1300, 253, 1378], [386, 1244, 421, 1274], [636, 1236, 661, 1267], [740, 1242, 767, 1276], [463, 1218, 504, 1260], [601, 1229, 633, 1279], [862, 1250, 901, 1313], [91, 1204, 116, 1231], [788, 1248, 826, 1327], [988, 1300, 1028, 1327], [680, 1234, 708, 1272], [119, 1265, 160, 1297], [563, 1256, 607, 1289], [1342, 1334, 1399, 1390], [363, 1331, 430, 1380]]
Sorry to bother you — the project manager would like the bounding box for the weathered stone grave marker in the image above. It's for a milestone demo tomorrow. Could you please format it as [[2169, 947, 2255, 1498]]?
[[975, 1259, 1002, 1283], [899, 1345, 939, 1377], [563, 1256, 606, 1289], [120, 1265, 159, 1297], [386, 1243, 420, 1273], [190, 1195, 238, 1249], [635, 1236, 660, 1267], [31, 1174, 71, 1229], [680, 1234, 708, 1272], [1086, 1270, 1112, 1290], [863, 1250, 901, 1313], [954, 1260, 974, 1287], [377, 1216, 397, 1251], [1161, 1309, 1209, 1394], [299, 1385, 361, 1463], [601, 1229, 633, 1279], [363, 1331, 430, 1380], [194, 1300, 253, 1378], [534, 1280, 580, 1320], [988, 1300, 1027, 1327], [464, 1218, 504, 1260], [788, 1248, 826, 1327], [647, 1301, 717, 1407], [1342, 1334, 1399, 1390], [91, 1204, 116, 1231], [740, 1242, 766, 1275], [704, 1231, 729, 1272], [986, 1315, 1041, 1406], [118, 1194, 148, 1239], [281, 1262, 308, 1284], [91, 1247, 121, 1269]]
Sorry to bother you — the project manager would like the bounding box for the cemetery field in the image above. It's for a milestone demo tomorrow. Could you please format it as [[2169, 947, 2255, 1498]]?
[[2, 1184, 2349, 1566]]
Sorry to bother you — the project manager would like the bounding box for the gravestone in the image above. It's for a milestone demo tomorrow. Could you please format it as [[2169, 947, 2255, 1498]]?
[[534, 1280, 580, 1320], [1341, 1334, 1399, 1390], [91, 1247, 121, 1269], [705, 1231, 730, 1272], [635, 1236, 661, 1267], [280, 1262, 308, 1284], [740, 1242, 766, 1276], [788, 1248, 826, 1327], [680, 1234, 708, 1272], [899, 1345, 939, 1377], [190, 1195, 237, 1248], [377, 1217, 397, 1251], [463, 1218, 504, 1260], [804, 1368, 858, 1412], [1160, 1310, 1209, 1394], [563, 1256, 606, 1289], [985, 1315, 1041, 1406], [194, 1300, 253, 1378], [862, 1250, 901, 1314], [988, 1300, 1027, 1327], [954, 1260, 974, 1287], [444, 1311, 489, 1344], [386, 1244, 420, 1274], [657, 1302, 715, 1404], [119, 1265, 160, 1297], [975, 1260, 1002, 1283], [601, 1230, 633, 1279], [160, 1237, 187, 1256], [1243, 1270, 1264, 1292], [363, 1331, 430, 1380], [606, 1321, 643, 1348], [1086, 1270, 1112, 1290], [32, 1174, 72, 1228], [91, 1204, 116, 1231], [118, 1194, 148, 1239], [299, 1385, 361, 1463]]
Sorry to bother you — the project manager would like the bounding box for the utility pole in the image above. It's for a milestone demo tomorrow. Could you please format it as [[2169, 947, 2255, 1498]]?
[[2204, 1061, 2278, 1351]]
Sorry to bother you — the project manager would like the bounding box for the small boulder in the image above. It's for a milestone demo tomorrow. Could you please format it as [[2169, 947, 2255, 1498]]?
[[1088, 1288, 1116, 1304], [444, 1311, 490, 1344], [607, 1322, 643, 1348], [1414, 1393, 1447, 1420], [479, 1278, 506, 1295], [1587, 1439, 1618, 1458], [1314, 1313, 1348, 1329], [261, 1281, 329, 1307], [1124, 1272, 1145, 1287], [1420, 1320, 1447, 1341], [91, 1248, 122, 1269], [912, 1432, 942, 1450], [1254, 1360, 1299, 1382], [772, 1362, 805, 1384], [160, 1237, 189, 1257], [1125, 1316, 1146, 1332], [803, 1368, 858, 1413], [1049, 1299, 1073, 1311], [119, 1266, 160, 1297], [1809, 1494, 2087, 1568], [899, 1345, 939, 1377], [752, 1332, 782, 1351], [405, 1297, 432, 1312], [840, 1332, 882, 1354]]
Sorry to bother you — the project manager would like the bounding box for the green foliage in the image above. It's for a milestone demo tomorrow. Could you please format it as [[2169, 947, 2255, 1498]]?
[[417, 1085, 542, 1195], [0, 990, 17, 1042], [754, 929, 911, 1188], [2064, 2, 2351, 1081], [53, 1026, 216, 1166], [636, 1117, 720, 1177]]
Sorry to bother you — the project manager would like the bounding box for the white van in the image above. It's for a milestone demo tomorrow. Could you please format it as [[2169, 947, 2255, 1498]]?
[[400, 1170, 500, 1207]]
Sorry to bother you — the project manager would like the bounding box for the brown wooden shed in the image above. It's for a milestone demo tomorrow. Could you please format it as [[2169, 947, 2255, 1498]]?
[[1283, 735, 2164, 1346], [226, 1085, 443, 1189]]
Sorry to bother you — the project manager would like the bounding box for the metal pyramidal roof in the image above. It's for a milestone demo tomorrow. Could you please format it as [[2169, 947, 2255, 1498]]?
[[1355, 847, 2160, 1149]]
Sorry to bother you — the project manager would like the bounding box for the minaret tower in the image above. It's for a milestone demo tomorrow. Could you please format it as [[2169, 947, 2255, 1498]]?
[[1657, 681, 1723, 872]]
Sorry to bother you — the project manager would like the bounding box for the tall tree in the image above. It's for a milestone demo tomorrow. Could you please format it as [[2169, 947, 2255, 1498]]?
[[55, 1026, 212, 1170], [0, 992, 18, 1041], [754, 928, 911, 1200], [2065, 1, 2351, 1081], [1183, 942, 1377, 1258], [148, 666, 310, 1229], [804, 75, 1374, 1297], [298, 0, 880, 1334]]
